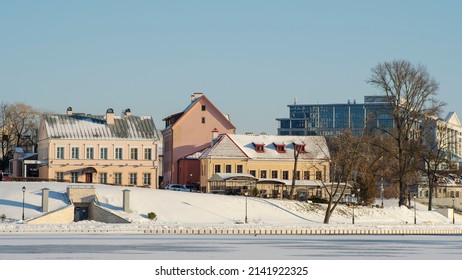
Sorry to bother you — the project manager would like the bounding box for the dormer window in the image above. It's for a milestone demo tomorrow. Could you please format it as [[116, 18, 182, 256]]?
[[253, 142, 265, 153], [274, 142, 286, 153], [294, 142, 306, 153]]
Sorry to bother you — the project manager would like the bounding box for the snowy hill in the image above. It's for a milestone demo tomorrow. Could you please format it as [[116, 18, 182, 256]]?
[[1, 181, 461, 232]]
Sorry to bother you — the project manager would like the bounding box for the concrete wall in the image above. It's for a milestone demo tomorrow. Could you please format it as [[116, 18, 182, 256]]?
[[90, 203, 130, 223], [67, 186, 96, 203], [26, 205, 74, 224]]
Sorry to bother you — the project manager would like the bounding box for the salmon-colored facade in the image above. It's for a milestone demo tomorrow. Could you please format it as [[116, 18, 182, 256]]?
[[162, 93, 236, 186], [37, 108, 160, 188]]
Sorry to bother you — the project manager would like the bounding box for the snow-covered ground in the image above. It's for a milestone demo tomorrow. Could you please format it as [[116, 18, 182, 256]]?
[[1, 181, 461, 232]]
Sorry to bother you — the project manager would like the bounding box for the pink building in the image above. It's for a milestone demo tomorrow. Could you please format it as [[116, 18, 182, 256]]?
[[162, 93, 235, 186]]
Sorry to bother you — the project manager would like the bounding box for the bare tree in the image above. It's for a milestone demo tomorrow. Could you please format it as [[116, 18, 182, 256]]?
[[367, 60, 444, 206], [321, 131, 369, 224], [0, 102, 40, 170], [289, 144, 301, 200], [420, 120, 454, 210]]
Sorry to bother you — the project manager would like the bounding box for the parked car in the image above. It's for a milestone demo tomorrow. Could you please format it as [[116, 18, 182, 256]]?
[[165, 184, 190, 192], [0, 172, 13, 181], [185, 184, 199, 192]]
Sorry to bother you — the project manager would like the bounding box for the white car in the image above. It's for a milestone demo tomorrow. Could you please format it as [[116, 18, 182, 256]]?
[[165, 184, 190, 192]]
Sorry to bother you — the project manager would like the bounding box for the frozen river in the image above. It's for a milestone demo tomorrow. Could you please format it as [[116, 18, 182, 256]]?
[[0, 234, 461, 260]]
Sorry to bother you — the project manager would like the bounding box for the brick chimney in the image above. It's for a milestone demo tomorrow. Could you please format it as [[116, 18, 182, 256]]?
[[124, 108, 132, 117], [106, 108, 114, 125], [191, 92, 204, 102]]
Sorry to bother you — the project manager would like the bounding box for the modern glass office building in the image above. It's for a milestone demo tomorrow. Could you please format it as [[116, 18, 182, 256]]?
[[277, 96, 395, 136]]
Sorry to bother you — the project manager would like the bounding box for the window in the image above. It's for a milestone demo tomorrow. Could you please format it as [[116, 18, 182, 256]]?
[[249, 170, 256, 177], [236, 165, 243, 173], [295, 143, 306, 153], [143, 173, 151, 186], [271, 170, 278, 179], [129, 173, 137, 185], [201, 105, 206, 111], [316, 171, 322, 180], [201, 117, 206, 124], [214, 164, 221, 173], [86, 147, 94, 159], [56, 147, 65, 159], [260, 170, 267, 179], [115, 147, 123, 160], [71, 147, 79, 159], [282, 170, 289, 180], [303, 171, 310, 180], [100, 147, 108, 160], [99, 172, 107, 184], [130, 148, 138, 160], [56, 172, 64, 182], [295, 171, 300, 180], [114, 173, 122, 185], [274, 143, 286, 153], [225, 164, 232, 173], [144, 148, 152, 160], [71, 172, 79, 183], [253, 142, 265, 153]]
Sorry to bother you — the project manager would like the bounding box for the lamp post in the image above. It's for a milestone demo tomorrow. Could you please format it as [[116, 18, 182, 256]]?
[[351, 193, 355, 225], [453, 195, 455, 225], [243, 186, 248, 224], [413, 195, 417, 225], [22, 186, 26, 221], [381, 178, 384, 208]]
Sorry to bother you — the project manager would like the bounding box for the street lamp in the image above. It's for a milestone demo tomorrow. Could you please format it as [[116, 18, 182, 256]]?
[[243, 186, 248, 224], [413, 195, 417, 225], [22, 186, 26, 221], [351, 193, 355, 224], [453, 195, 455, 225], [380, 178, 384, 208]]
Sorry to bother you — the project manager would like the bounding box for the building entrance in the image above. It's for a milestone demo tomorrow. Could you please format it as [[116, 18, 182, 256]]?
[[74, 206, 89, 222]]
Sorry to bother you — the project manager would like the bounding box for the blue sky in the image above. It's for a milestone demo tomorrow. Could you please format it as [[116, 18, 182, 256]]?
[[1, 0, 461, 134]]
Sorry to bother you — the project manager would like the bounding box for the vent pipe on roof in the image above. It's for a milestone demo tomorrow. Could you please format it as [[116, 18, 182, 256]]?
[[106, 108, 115, 125], [66, 107, 73, 116]]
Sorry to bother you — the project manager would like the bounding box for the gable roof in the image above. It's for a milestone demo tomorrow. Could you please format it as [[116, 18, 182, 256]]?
[[162, 94, 235, 131], [444, 112, 461, 127], [202, 134, 330, 160], [42, 113, 159, 140]]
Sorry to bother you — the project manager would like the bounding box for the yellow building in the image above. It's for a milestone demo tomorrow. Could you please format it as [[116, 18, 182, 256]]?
[[199, 134, 330, 198], [37, 107, 160, 188]]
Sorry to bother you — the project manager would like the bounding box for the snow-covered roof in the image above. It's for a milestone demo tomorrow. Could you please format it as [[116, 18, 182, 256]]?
[[202, 134, 330, 160], [208, 173, 258, 182], [42, 113, 159, 140]]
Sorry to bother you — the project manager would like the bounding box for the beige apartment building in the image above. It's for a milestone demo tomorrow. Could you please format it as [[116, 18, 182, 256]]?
[[199, 134, 331, 197], [37, 107, 160, 188]]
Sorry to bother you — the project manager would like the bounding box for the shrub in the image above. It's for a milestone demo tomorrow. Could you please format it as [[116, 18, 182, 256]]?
[[147, 212, 156, 220]]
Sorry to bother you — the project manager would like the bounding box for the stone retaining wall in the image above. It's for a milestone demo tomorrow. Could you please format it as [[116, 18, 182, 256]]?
[[142, 228, 462, 235], [3, 228, 461, 235]]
